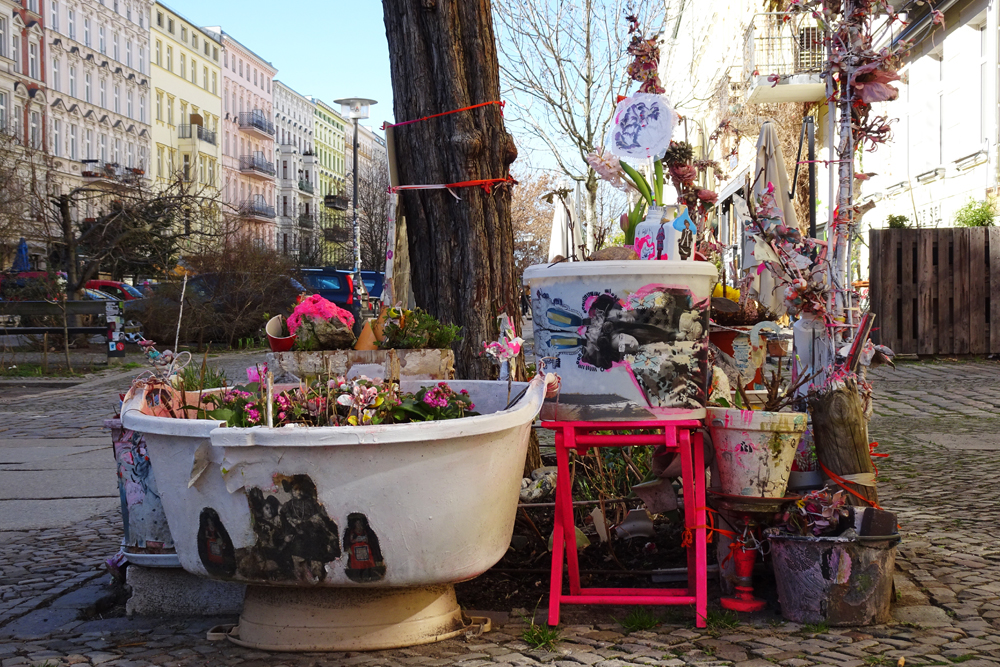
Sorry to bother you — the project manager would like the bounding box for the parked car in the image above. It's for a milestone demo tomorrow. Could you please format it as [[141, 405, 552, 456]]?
[[85, 280, 145, 301], [82, 288, 120, 300]]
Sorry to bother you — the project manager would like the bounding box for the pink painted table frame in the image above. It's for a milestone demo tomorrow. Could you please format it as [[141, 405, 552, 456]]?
[[541, 419, 708, 628]]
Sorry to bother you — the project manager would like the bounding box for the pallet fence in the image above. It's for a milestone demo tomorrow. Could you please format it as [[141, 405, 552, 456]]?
[[869, 227, 1000, 355]]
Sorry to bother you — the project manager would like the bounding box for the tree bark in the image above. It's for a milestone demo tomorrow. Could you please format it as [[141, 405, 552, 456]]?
[[382, 0, 519, 379], [809, 379, 877, 507]]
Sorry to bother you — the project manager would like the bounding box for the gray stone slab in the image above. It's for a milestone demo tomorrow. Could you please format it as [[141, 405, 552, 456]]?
[[911, 433, 1000, 451], [0, 469, 118, 500], [0, 497, 118, 531], [0, 607, 81, 639]]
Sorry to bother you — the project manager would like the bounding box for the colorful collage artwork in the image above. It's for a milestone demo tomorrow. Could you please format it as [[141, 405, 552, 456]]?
[[531, 283, 710, 411]]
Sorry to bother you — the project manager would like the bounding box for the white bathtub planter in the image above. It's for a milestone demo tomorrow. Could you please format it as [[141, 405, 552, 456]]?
[[121, 377, 546, 652], [707, 407, 808, 497], [524, 260, 716, 419]]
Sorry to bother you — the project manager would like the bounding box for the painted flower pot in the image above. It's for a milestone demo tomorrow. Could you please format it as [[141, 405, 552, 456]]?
[[769, 532, 900, 626], [272, 349, 455, 381], [265, 315, 296, 352], [121, 377, 545, 651], [523, 260, 716, 419], [707, 407, 807, 498]]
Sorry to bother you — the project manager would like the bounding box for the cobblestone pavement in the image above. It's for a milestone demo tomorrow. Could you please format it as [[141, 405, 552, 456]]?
[[1, 358, 1000, 665]]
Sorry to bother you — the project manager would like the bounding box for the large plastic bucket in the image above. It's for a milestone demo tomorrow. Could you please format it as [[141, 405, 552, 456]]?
[[707, 408, 807, 497], [769, 532, 900, 625], [523, 260, 716, 419]]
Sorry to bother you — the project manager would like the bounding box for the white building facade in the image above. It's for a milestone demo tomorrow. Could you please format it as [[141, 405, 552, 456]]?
[[273, 80, 316, 257], [46, 0, 152, 184]]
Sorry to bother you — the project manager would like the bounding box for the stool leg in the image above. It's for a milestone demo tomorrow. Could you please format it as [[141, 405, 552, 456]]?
[[548, 428, 571, 626], [562, 427, 582, 596], [689, 428, 708, 628]]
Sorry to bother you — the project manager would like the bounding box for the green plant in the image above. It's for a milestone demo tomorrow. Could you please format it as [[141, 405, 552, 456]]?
[[864, 656, 894, 666], [522, 622, 560, 650], [803, 621, 829, 634], [380, 307, 462, 350], [954, 199, 997, 227], [614, 607, 662, 633], [704, 608, 739, 631], [886, 214, 909, 229], [175, 361, 228, 393], [948, 656, 976, 664]]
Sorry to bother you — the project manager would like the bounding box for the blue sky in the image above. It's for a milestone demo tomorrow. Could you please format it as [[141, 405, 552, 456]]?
[[164, 0, 395, 132]]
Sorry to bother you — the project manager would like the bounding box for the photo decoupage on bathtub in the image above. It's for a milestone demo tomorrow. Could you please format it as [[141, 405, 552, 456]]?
[[531, 283, 710, 413]]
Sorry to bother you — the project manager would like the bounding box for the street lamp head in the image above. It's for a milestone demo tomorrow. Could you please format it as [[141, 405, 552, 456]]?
[[334, 97, 377, 120]]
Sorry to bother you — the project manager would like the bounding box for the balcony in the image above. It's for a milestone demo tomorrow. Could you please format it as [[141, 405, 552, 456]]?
[[238, 110, 276, 139], [80, 159, 145, 188], [239, 198, 276, 221], [743, 12, 826, 104], [239, 154, 276, 178], [298, 179, 314, 194], [324, 194, 349, 210], [178, 124, 217, 146], [298, 213, 316, 229]]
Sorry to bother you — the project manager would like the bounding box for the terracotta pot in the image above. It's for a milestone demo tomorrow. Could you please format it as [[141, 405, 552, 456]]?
[[266, 315, 296, 352]]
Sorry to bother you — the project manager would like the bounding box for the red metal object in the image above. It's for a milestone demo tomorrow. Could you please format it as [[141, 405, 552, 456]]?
[[541, 419, 708, 628], [721, 543, 766, 612]]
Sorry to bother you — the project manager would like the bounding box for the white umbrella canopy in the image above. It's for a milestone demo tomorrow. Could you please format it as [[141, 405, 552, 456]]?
[[745, 121, 799, 315], [548, 195, 584, 261]]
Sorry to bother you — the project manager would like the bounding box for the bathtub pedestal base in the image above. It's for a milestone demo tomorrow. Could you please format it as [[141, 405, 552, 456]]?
[[221, 583, 486, 652]]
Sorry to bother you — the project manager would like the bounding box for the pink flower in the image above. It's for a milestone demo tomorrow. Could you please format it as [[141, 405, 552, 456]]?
[[287, 294, 355, 334], [246, 407, 261, 424], [246, 363, 268, 383], [697, 189, 718, 205]]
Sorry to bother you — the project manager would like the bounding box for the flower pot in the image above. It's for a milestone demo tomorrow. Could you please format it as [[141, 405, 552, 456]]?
[[768, 532, 900, 626], [266, 315, 296, 352], [707, 407, 807, 497], [523, 260, 716, 419], [121, 377, 547, 650]]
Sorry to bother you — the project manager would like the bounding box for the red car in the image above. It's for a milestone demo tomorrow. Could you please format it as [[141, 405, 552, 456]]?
[[85, 280, 145, 301]]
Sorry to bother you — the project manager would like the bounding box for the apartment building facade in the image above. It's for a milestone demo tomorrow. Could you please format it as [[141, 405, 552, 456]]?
[[273, 80, 316, 257], [205, 26, 276, 246], [149, 2, 220, 193]]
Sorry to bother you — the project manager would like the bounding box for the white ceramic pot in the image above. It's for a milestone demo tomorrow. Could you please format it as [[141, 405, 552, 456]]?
[[707, 407, 808, 498], [523, 260, 717, 419], [120, 377, 546, 651]]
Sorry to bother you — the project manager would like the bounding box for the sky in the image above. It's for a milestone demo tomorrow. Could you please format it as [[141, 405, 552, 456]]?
[[164, 0, 396, 133]]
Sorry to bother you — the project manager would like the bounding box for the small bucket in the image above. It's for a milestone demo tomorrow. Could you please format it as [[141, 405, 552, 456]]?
[[266, 315, 296, 352], [707, 407, 807, 497], [768, 532, 900, 626]]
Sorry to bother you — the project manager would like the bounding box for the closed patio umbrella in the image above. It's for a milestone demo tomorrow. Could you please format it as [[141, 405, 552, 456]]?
[[11, 238, 29, 272]]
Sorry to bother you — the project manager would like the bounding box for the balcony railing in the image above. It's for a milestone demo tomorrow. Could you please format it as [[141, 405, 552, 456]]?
[[237, 111, 275, 136], [80, 159, 145, 182], [239, 154, 276, 177], [324, 194, 349, 210], [298, 179, 314, 194], [298, 213, 316, 229], [240, 199, 276, 220], [743, 12, 825, 104], [178, 124, 217, 146]]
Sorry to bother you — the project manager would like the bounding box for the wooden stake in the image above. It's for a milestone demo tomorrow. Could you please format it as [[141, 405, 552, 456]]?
[[809, 378, 877, 507]]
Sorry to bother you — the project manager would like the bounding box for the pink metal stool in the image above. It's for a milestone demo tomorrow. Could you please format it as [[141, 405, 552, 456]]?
[[541, 419, 708, 628]]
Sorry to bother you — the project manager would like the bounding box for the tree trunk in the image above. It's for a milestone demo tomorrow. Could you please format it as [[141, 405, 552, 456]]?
[[382, 0, 519, 379], [809, 379, 877, 507]]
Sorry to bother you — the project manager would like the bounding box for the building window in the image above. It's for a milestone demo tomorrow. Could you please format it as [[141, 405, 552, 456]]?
[[190, 58, 195, 83], [85, 129, 92, 158], [52, 59, 59, 92], [84, 72, 91, 102], [166, 46, 172, 72], [114, 137, 120, 163], [239, 59, 242, 76], [139, 46, 145, 74], [212, 71, 217, 95], [127, 90, 132, 118], [100, 79, 106, 108], [192, 35, 197, 50], [156, 92, 162, 120], [68, 10, 75, 39], [126, 40, 132, 68], [157, 146, 163, 177], [157, 11, 163, 27], [12, 35, 19, 74], [28, 42, 37, 79], [180, 53, 185, 78], [50, 2, 59, 32], [29, 111, 40, 148], [114, 85, 119, 113], [113, 35, 119, 61], [167, 97, 174, 125], [99, 26, 106, 54], [168, 18, 174, 34], [84, 19, 91, 48], [155, 41, 161, 67], [182, 153, 190, 180], [52, 119, 60, 156], [69, 66, 76, 98], [69, 125, 77, 160], [203, 66, 208, 90], [140, 95, 145, 123], [0, 19, 5, 59], [181, 26, 187, 41]]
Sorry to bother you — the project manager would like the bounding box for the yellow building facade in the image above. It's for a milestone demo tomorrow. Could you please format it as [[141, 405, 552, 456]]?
[[150, 2, 221, 193]]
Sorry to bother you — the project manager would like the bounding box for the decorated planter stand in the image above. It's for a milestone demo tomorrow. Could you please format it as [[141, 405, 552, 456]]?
[[121, 377, 546, 652], [523, 260, 716, 420]]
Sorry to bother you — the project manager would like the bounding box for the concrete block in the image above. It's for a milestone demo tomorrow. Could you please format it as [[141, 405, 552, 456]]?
[[125, 566, 244, 617]]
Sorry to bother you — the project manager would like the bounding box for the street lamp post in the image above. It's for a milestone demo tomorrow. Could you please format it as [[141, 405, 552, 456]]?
[[334, 97, 377, 312]]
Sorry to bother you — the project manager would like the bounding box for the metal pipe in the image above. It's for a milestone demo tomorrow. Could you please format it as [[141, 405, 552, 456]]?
[[808, 116, 816, 239], [352, 117, 361, 289]]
